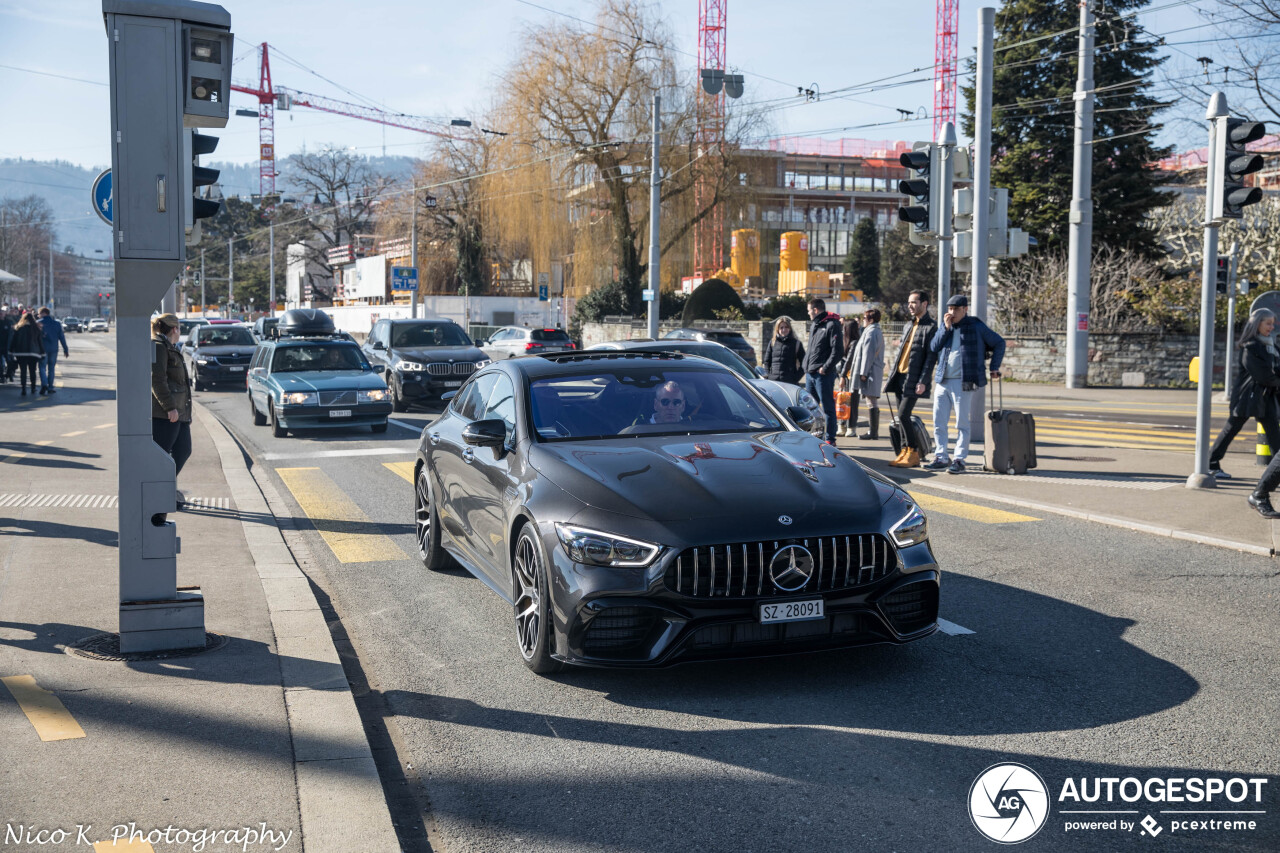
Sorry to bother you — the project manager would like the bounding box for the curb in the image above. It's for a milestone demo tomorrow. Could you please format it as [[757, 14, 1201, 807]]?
[[889, 474, 1275, 559], [195, 401, 401, 853]]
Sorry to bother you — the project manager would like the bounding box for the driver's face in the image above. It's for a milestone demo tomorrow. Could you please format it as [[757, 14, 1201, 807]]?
[[653, 387, 686, 423]]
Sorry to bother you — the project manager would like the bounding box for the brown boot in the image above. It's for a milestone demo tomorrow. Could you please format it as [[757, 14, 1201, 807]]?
[[888, 447, 911, 467], [901, 448, 920, 468]]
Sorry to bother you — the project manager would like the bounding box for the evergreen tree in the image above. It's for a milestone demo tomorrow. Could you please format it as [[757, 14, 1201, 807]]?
[[842, 218, 881, 298], [962, 0, 1171, 258], [879, 225, 938, 311]]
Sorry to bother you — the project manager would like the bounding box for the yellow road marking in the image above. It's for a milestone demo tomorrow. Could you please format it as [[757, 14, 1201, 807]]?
[[93, 841, 155, 852], [93, 422, 114, 429], [61, 430, 86, 437], [383, 461, 415, 483], [909, 491, 1040, 524], [35, 440, 54, 446], [277, 467, 407, 563], [1, 675, 87, 741], [0, 453, 28, 464], [1033, 427, 1196, 445]]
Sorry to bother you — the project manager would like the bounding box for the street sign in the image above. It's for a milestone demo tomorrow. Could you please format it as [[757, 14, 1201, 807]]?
[[538, 284, 549, 301], [91, 168, 112, 225], [424, 196, 438, 208], [642, 288, 655, 302], [391, 266, 419, 291]]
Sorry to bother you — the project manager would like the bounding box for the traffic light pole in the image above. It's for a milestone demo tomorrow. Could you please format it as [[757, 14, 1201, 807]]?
[[1223, 243, 1238, 401], [971, 7, 995, 320], [269, 219, 276, 316], [647, 92, 661, 340], [936, 122, 957, 309], [410, 182, 419, 319], [1189, 92, 1228, 490], [1065, 0, 1095, 388]]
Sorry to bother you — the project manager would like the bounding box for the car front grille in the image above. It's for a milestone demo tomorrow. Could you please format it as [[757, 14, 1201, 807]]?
[[665, 534, 896, 599], [878, 581, 938, 635], [582, 606, 657, 657], [318, 389, 357, 406], [426, 362, 477, 376], [688, 612, 871, 650]]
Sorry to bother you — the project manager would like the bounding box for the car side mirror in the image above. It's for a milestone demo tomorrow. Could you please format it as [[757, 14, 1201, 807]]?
[[475, 339, 488, 347], [786, 405, 819, 432], [755, 365, 766, 378], [373, 341, 386, 350], [462, 418, 507, 447], [250, 367, 267, 378]]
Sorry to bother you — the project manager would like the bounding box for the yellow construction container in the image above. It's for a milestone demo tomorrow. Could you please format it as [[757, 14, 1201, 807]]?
[[778, 269, 831, 298], [731, 229, 761, 280], [779, 231, 809, 274]]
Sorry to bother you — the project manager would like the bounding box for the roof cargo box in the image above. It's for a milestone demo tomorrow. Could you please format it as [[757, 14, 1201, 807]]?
[[278, 309, 335, 338]]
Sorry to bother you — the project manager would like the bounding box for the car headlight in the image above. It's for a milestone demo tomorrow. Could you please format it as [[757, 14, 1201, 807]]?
[[282, 391, 318, 405], [474, 359, 491, 369], [797, 388, 821, 412], [395, 359, 425, 372], [889, 501, 929, 547], [359, 389, 387, 403], [554, 523, 662, 568], [196, 359, 210, 365]]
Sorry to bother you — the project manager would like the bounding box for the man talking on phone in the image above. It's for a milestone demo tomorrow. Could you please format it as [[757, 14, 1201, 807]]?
[[925, 294, 1005, 474]]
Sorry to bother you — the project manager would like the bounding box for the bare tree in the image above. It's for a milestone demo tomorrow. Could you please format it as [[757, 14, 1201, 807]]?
[[0, 195, 56, 304], [1150, 194, 1280, 290], [989, 247, 1163, 332]]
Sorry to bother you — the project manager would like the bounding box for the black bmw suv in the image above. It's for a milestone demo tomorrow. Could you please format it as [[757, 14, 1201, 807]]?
[[363, 318, 490, 411]]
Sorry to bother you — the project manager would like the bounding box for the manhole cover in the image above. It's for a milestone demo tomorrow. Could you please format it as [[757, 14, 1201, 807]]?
[[65, 632, 228, 662], [1053, 456, 1115, 462]]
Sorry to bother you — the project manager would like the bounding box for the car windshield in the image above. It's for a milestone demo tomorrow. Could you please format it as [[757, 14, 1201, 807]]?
[[632, 344, 753, 380], [531, 329, 571, 342], [392, 323, 471, 348], [704, 331, 748, 345], [271, 343, 368, 372], [528, 365, 782, 442], [180, 320, 207, 334], [197, 327, 255, 346]]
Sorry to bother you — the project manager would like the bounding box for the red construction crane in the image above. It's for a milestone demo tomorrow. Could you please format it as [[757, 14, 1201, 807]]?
[[934, 0, 959, 136], [231, 43, 459, 200], [694, 0, 727, 278]]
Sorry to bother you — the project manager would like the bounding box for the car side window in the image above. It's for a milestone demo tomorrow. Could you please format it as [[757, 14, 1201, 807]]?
[[491, 329, 508, 343], [482, 374, 517, 434], [451, 372, 498, 421]]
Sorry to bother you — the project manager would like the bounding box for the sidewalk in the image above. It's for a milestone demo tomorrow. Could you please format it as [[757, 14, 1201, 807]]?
[[0, 340, 398, 853], [835, 384, 1270, 557]]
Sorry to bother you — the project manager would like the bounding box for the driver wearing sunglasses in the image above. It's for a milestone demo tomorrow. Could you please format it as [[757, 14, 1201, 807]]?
[[649, 381, 687, 424]]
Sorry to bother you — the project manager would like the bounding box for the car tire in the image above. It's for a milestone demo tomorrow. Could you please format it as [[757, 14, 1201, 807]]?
[[512, 525, 563, 674], [391, 377, 409, 413], [193, 369, 206, 392], [414, 467, 454, 571], [371, 420, 389, 434], [249, 392, 266, 426], [269, 400, 287, 438]]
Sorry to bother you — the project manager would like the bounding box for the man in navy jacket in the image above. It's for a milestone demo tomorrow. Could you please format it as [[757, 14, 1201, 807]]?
[[924, 294, 1005, 473], [803, 297, 844, 442], [37, 307, 69, 394]]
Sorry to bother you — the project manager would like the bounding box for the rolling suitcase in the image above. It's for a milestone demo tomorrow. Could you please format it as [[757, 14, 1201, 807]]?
[[889, 411, 931, 459], [984, 379, 1037, 474]]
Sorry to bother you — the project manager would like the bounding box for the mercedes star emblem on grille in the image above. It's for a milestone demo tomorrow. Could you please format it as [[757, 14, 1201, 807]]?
[[778, 515, 793, 525], [769, 545, 814, 592]]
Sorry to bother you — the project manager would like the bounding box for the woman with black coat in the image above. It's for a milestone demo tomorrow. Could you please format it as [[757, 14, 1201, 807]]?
[[8, 312, 45, 396], [763, 316, 805, 384]]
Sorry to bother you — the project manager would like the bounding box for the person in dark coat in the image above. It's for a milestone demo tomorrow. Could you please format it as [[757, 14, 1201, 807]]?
[[8, 312, 45, 396], [803, 298, 844, 442], [762, 316, 805, 384], [0, 311, 12, 383], [926, 294, 1005, 474], [151, 313, 194, 485], [885, 290, 939, 467], [1211, 309, 1280, 484]]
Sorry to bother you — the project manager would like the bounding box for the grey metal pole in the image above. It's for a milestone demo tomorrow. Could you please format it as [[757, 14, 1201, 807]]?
[[647, 92, 662, 339], [410, 182, 418, 319], [936, 121, 957, 309], [228, 237, 234, 309], [1189, 92, 1228, 490], [48, 241, 54, 309], [1224, 243, 1238, 401], [269, 219, 276, 317], [200, 248, 206, 318], [1065, 0, 1095, 388], [972, 7, 995, 319]]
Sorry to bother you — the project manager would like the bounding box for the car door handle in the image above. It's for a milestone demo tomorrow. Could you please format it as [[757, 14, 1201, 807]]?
[[462, 447, 475, 464], [429, 431, 441, 445]]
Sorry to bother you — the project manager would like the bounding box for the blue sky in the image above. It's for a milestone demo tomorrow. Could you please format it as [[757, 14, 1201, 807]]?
[[0, 0, 1238, 171]]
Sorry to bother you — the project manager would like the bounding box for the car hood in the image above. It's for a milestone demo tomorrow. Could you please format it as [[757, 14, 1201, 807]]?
[[528, 430, 888, 537], [391, 345, 486, 362], [271, 371, 386, 391]]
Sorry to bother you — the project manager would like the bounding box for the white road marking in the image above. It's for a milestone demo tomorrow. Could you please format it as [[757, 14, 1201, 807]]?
[[262, 447, 415, 461], [936, 618, 976, 636], [389, 417, 429, 433]]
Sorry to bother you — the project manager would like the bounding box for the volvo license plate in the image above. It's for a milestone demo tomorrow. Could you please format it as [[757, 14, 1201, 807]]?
[[329, 409, 352, 418], [759, 599, 824, 625], [229, 366, 245, 372]]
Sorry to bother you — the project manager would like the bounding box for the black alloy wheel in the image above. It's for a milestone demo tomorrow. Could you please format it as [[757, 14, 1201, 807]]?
[[414, 468, 452, 570], [512, 526, 562, 674], [391, 375, 409, 413], [249, 391, 266, 426], [269, 400, 287, 438], [192, 367, 206, 392]]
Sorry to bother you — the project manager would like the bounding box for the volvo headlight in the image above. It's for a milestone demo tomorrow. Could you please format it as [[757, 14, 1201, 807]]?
[[282, 392, 317, 405], [554, 523, 662, 568], [889, 501, 929, 547], [359, 389, 387, 403], [395, 359, 425, 372]]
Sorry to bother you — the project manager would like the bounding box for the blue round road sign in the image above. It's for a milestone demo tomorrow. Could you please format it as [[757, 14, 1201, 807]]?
[[92, 169, 112, 226]]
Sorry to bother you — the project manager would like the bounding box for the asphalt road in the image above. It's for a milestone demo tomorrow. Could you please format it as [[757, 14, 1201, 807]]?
[[181, 362, 1280, 853]]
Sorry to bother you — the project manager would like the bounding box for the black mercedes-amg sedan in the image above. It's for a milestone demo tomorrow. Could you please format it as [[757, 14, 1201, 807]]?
[[412, 351, 939, 673]]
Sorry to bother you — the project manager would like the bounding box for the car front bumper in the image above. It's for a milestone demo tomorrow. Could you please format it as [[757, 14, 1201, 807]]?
[[278, 401, 393, 428], [396, 371, 473, 400], [195, 364, 251, 383]]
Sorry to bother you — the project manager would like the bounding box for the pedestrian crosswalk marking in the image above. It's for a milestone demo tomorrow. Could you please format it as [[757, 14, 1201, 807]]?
[[61, 430, 86, 437], [276, 467, 407, 563], [0, 494, 118, 508], [383, 461, 415, 483], [908, 491, 1040, 524], [937, 618, 976, 636], [1, 675, 86, 742]]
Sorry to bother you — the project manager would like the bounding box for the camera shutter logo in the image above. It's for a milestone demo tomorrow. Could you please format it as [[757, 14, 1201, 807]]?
[[768, 545, 814, 592], [969, 763, 1050, 844]]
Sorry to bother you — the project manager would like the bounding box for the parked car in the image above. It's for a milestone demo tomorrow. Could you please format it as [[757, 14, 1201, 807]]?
[[363, 318, 490, 412], [478, 326, 575, 360], [252, 316, 279, 341], [246, 309, 392, 437], [87, 318, 109, 332], [412, 350, 939, 673], [589, 339, 824, 435], [62, 317, 83, 333], [663, 328, 757, 366], [184, 323, 257, 390]]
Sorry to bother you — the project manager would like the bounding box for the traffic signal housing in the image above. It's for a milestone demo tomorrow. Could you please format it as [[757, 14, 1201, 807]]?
[[1216, 257, 1230, 294], [184, 129, 221, 246], [1212, 116, 1266, 221], [898, 142, 940, 238]]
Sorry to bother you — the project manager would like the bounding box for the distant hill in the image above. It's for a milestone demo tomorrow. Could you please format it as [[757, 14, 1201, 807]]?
[[0, 154, 421, 258]]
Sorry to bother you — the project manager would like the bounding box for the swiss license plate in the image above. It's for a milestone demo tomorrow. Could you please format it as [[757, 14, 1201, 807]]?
[[229, 365, 245, 372], [760, 599, 824, 625], [442, 380, 463, 387], [329, 409, 352, 418]]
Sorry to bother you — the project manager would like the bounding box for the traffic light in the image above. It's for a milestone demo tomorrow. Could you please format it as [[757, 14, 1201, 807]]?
[[1216, 257, 1230, 294], [952, 187, 973, 271], [898, 142, 940, 237], [1212, 116, 1266, 221], [184, 129, 221, 245]]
